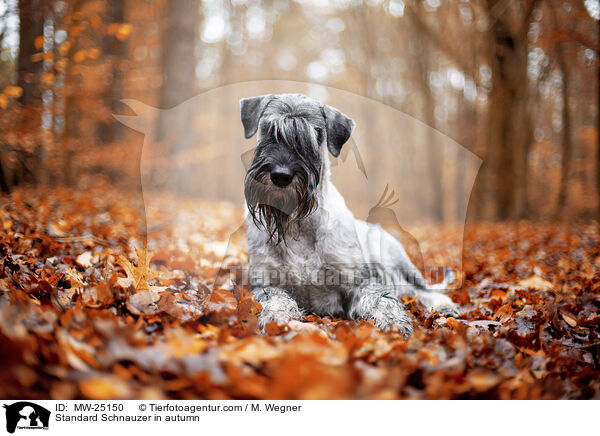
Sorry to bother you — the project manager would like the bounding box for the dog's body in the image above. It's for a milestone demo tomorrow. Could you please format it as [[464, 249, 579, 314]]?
[[241, 93, 457, 336]]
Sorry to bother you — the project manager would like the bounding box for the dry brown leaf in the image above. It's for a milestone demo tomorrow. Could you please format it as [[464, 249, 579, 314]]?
[[561, 311, 578, 327], [115, 245, 164, 293], [493, 304, 514, 323], [518, 275, 553, 291]]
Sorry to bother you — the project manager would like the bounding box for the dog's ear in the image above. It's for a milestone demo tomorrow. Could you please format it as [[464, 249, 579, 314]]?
[[322, 105, 356, 157], [240, 94, 274, 139]]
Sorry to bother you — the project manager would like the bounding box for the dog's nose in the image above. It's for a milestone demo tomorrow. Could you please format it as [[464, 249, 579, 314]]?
[[270, 167, 294, 187]]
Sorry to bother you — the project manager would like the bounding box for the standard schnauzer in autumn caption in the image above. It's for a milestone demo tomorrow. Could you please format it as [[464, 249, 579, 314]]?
[[241, 93, 458, 337]]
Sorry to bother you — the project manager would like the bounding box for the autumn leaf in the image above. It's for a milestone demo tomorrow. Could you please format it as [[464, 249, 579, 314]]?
[[3, 86, 23, 99], [73, 49, 87, 63], [115, 244, 164, 292], [40, 72, 56, 86], [90, 13, 102, 29], [560, 311, 578, 327], [517, 275, 553, 291], [0, 185, 598, 400], [446, 316, 461, 330], [115, 24, 132, 41], [76, 251, 93, 268], [493, 304, 513, 323], [33, 35, 44, 50], [59, 41, 71, 56], [79, 377, 130, 399], [126, 290, 161, 315], [87, 47, 101, 60]]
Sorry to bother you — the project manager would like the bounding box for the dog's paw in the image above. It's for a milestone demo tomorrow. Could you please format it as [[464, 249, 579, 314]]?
[[258, 309, 295, 332], [419, 293, 460, 316], [287, 320, 327, 336], [256, 290, 303, 332], [375, 316, 414, 338], [436, 302, 460, 317], [372, 303, 414, 338]]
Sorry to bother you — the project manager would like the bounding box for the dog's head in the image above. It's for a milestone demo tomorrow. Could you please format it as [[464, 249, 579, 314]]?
[[240, 93, 355, 243]]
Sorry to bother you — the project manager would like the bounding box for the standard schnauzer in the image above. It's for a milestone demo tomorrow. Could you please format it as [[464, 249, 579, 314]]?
[[241, 93, 458, 337]]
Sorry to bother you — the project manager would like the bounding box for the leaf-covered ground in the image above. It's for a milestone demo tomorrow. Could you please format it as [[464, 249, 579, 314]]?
[[0, 184, 599, 399]]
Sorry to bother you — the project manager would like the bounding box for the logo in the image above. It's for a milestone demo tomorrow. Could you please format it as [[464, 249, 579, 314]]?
[[3, 402, 50, 434]]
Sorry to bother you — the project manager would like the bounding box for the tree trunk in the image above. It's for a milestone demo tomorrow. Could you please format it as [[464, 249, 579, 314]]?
[[16, 0, 45, 186], [97, 1, 126, 145], [62, 0, 82, 186], [17, 0, 44, 108], [487, 16, 530, 220], [555, 43, 573, 219], [597, 18, 600, 224], [0, 157, 9, 194]]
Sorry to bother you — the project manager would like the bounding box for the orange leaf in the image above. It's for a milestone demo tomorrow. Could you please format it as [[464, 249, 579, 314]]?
[[79, 377, 128, 399], [59, 41, 71, 56], [73, 49, 87, 63], [115, 245, 163, 293], [34, 35, 44, 50], [446, 316, 460, 329], [87, 47, 100, 60], [30, 52, 44, 62], [561, 311, 577, 327], [3, 86, 22, 98], [90, 13, 102, 29], [518, 275, 553, 291], [116, 23, 132, 41], [106, 23, 119, 35], [41, 72, 56, 86], [493, 304, 513, 323]]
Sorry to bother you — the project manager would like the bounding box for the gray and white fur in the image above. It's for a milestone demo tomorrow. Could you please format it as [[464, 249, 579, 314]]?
[[241, 93, 458, 337]]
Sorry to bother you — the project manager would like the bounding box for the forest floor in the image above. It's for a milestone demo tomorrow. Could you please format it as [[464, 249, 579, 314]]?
[[0, 182, 599, 399]]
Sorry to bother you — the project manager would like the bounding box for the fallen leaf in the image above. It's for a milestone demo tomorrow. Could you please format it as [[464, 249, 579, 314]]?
[[561, 311, 578, 327], [518, 275, 553, 291], [493, 304, 513, 323], [126, 290, 161, 315], [76, 251, 93, 268]]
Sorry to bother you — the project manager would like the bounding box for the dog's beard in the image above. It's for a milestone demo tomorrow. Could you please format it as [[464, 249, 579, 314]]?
[[244, 169, 318, 244]]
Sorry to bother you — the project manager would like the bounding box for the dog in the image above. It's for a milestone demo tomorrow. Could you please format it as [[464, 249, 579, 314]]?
[[241, 93, 458, 337]]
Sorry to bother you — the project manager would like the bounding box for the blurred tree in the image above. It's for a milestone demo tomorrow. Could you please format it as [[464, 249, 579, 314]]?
[[17, 0, 44, 108], [0, 0, 597, 221], [484, 0, 536, 220], [15, 0, 45, 185], [550, 1, 573, 219], [155, 0, 198, 149], [96, 1, 126, 144], [61, 0, 82, 186]]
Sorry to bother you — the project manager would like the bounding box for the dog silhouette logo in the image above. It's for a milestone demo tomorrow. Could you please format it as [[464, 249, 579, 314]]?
[[3, 402, 50, 433]]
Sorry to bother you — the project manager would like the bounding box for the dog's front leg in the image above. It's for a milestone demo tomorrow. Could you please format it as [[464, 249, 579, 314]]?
[[252, 287, 303, 331], [347, 284, 413, 337]]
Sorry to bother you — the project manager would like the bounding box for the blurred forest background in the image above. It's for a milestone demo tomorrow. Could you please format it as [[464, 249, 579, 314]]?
[[0, 0, 598, 222]]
